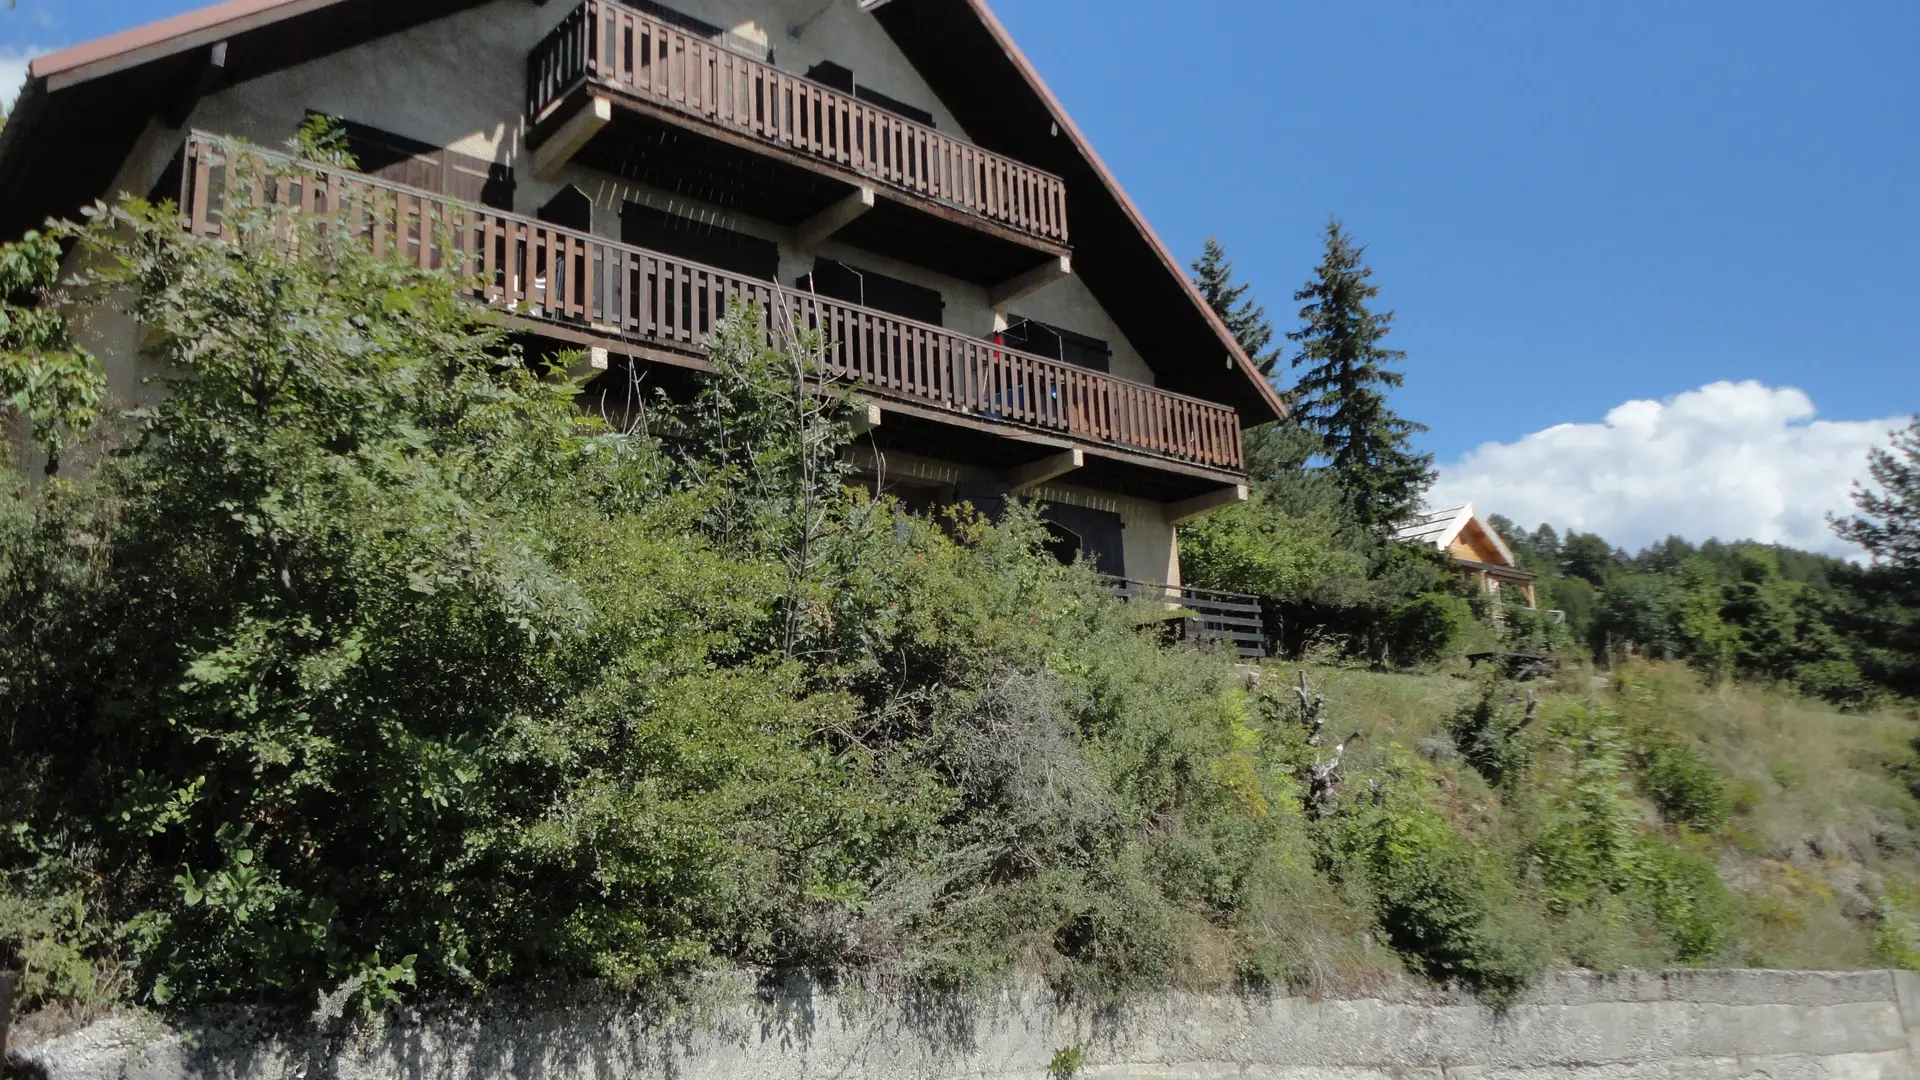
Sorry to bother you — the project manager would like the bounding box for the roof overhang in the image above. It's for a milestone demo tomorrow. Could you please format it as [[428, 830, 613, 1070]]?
[[872, 0, 1285, 426], [1453, 556, 1535, 582], [0, 0, 493, 243]]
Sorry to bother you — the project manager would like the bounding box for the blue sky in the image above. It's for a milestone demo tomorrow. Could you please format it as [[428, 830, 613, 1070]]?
[[990, 0, 1920, 454], [3, 0, 1916, 549]]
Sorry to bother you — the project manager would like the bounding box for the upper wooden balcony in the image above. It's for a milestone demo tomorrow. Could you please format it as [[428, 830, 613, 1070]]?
[[176, 135, 1245, 482], [526, 0, 1071, 287]]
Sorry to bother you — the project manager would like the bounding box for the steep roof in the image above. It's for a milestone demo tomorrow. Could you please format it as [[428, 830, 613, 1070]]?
[[1395, 503, 1520, 569], [0, 0, 1284, 425]]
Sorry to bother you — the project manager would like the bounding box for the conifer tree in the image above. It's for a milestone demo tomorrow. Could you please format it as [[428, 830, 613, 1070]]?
[[1191, 237, 1281, 376], [1833, 418, 1920, 581], [1287, 220, 1434, 530]]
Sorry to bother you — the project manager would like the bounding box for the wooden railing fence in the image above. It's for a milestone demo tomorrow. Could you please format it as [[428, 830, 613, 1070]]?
[[178, 136, 1241, 471], [1105, 576, 1266, 659], [528, 0, 1068, 245]]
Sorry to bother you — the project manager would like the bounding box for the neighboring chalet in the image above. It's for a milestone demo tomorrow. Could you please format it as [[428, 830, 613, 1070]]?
[[0, 0, 1284, 652], [1396, 504, 1539, 610]]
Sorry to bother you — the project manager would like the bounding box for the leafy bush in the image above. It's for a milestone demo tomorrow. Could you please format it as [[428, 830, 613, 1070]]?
[[0, 159, 1327, 1010], [1635, 741, 1732, 832], [1632, 835, 1734, 962], [1327, 749, 1546, 1000], [1384, 592, 1473, 667], [1448, 677, 1537, 790]]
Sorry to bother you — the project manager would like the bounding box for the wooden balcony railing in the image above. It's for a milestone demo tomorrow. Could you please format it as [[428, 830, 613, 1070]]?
[[528, 0, 1069, 246], [178, 136, 1241, 471]]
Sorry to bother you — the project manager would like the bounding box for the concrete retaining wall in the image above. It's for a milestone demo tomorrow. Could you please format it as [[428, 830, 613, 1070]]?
[[16, 969, 1920, 1080]]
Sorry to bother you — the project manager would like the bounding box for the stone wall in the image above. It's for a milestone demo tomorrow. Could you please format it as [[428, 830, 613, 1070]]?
[[16, 969, 1920, 1080]]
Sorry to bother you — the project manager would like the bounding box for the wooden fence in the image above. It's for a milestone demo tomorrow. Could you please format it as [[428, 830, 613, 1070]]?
[[1106, 576, 1266, 659], [528, 0, 1068, 245], [178, 136, 1242, 471]]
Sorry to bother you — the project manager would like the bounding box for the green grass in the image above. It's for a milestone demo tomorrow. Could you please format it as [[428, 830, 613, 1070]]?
[[1272, 657, 1920, 977]]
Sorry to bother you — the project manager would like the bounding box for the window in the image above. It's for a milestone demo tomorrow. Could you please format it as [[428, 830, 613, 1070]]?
[[621, 203, 781, 280], [316, 115, 516, 211], [1000, 317, 1112, 373], [537, 186, 593, 232], [1038, 502, 1125, 576], [799, 259, 944, 325], [804, 61, 937, 127]]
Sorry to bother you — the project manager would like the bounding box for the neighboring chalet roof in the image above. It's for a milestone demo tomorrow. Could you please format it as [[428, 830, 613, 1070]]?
[[1395, 503, 1522, 571], [0, 0, 1285, 426]]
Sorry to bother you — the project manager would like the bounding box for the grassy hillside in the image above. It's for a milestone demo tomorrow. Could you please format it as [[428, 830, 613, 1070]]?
[[1284, 656, 1920, 985]]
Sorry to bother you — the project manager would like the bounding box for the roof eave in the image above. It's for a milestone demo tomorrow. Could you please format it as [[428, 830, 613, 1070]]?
[[958, 0, 1287, 426]]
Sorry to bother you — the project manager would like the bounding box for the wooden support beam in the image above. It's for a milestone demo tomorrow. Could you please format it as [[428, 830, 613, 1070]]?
[[795, 185, 876, 250], [1167, 484, 1248, 524], [564, 346, 610, 381], [1003, 447, 1083, 493], [989, 254, 1072, 310], [534, 94, 612, 181], [850, 401, 882, 434]]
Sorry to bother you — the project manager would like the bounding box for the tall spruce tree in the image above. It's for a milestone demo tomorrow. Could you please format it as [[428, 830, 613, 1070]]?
[[1190, 237, 1311, 484], [1830, 418, 1920, 696], [1833, 418, 1920, 580], [1287, 220, 1434, 530], [1191, 237, 1282, 376]]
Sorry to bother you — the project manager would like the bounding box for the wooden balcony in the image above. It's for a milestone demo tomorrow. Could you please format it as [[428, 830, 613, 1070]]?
[[526, 0, 1070, 285], [177, 135, 1245, 476]]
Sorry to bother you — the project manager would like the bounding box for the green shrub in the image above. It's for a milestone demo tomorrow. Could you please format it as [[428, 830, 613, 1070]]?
[[1328, 749, 1546, 1000], [0, 169, 1329, 1009], [1531, 706, 1640, 910], [1632, 836, 1734, 962], [1385, 592, 1473, 667], [1449, 677, 1537, 790], [1635, 742, 1731, 832]]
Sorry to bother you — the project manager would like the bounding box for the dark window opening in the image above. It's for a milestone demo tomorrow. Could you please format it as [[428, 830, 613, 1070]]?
[[621, 202, 781, 280], [1001, 317, 1112, 373], [1038, 502, 1125, 577], [803, 61, 937, 128], [798, 259, 944, 325], [624, 0, 726, 38], [310, 113, 516, 211], [1042, 521, 1082, 567], [806, 61, 855, 94], [537, 185, 594, 232]]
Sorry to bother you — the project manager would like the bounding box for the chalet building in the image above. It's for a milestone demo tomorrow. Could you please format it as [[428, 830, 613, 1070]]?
[[1396, 504, 1539, 610], [0, 0, 1282, 648]]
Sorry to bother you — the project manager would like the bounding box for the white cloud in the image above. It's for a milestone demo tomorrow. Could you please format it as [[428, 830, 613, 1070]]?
[[0, 47, 49, 114], [1428, 380, 1908, 557]]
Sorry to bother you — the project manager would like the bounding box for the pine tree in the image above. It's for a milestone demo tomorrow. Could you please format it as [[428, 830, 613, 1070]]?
[[1191, 237, 1281, 376], [1286, 220, 1434, 530], [1833, 417, 1920, 581]]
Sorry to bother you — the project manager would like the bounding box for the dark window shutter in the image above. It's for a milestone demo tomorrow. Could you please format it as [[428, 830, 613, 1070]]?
[[803, 61, 936, 127], [1002, 317, 1111, 373], [318, 114, 516, 211], [620, 202, 781, 280], [1038, 502, 1126, 576], [805, 61, 856, 94], [799, 259, 944, 325], [538, 186, 595, 232]]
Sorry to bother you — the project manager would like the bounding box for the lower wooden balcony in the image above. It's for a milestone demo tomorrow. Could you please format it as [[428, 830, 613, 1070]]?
[[176, 135, 1246, 485]]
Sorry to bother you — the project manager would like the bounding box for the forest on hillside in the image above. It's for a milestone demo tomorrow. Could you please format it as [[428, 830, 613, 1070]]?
[[1179, 233, 1920, 708]]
